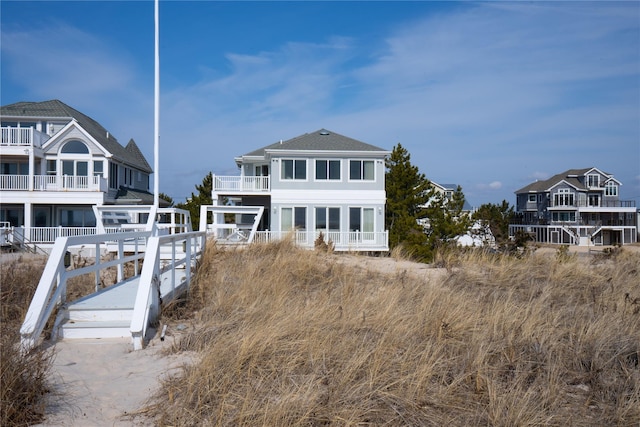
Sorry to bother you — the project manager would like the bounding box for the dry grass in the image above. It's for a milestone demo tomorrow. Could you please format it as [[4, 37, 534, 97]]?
[[144, 242, 640, 426], [0, 255, 52, 426]]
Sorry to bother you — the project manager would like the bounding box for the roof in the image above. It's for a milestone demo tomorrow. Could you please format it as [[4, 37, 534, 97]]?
[[239, 129, 388, 159], [114, 186, 171, 207], [514, 168, 615, 194], [1, 100, 152, 173]]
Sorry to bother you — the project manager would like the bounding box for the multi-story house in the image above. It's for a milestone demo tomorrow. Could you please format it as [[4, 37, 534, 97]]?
[[510, 167, 637, 246], [203, 129, 390, 251], [1, 100, 158, 247]]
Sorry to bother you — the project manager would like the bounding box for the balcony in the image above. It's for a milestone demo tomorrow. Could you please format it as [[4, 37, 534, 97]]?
[[212, 175, 270, 193], [0, 174, 107, 192], [1, 126, 48, 148], [548, 199, 635, 209]]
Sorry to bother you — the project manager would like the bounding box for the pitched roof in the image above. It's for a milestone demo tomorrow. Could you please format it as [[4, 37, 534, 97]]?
[[1, 100, 152, 173], [514, 167, 613, 193], [240, 129, 388, 158]]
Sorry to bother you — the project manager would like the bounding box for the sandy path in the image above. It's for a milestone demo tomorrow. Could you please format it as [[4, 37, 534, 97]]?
[[34, 335, 190, 426]]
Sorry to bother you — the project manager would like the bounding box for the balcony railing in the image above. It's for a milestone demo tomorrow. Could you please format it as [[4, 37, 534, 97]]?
[[212, 175, 270, 193], [1, 126, 48, 147], [549, 200, 636, 208], [251, 230, 389, 251], [0, 174, 107, 191]]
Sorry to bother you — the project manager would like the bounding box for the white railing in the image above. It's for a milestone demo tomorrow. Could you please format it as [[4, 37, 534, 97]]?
[[0, 174, 106, 191], [0, 174, 29, 190], [251, 230, 389, 251], [20, 230, 152, 351], [0, 126, 48, 147], [212, 175, 270, 192], [130, 230, 206, 350], [14, 226, 98, 244]]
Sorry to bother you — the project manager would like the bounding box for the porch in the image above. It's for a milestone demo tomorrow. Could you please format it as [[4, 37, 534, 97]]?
[[1, 126, 48, 148]]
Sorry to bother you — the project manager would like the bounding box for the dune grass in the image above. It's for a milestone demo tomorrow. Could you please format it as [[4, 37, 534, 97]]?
[[0, 255, 52, 427], [144, 241, 640, 426]]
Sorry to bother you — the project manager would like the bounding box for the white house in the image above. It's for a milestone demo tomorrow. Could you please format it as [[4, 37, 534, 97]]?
[[202, 129, 390, 251], [0, 100, 161, 248]]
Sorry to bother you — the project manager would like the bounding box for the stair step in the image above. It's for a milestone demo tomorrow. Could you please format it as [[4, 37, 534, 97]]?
[[67, 307, 133, 322], [61, 319, 132, 339]]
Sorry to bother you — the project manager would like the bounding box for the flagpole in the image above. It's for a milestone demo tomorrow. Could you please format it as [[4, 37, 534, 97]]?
[[153, 0, 160, 208]]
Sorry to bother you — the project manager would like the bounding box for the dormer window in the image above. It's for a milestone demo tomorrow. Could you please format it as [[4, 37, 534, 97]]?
[[587, 174, 600, 188], [605, 181, 618, 197]]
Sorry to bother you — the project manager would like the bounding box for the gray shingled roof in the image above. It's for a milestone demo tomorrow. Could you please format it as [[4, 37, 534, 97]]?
[[240, 129, 388, 158], [514, 168, 609, 193], [114, 186, 171, 207], [1, 100, 152, 173]]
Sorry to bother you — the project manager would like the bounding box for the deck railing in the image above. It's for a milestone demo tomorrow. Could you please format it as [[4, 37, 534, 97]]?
[[0, 174, 106, 191], [212, 175, 270, 192], [20, 230, 152, 351], [1, 126, 48, 147]]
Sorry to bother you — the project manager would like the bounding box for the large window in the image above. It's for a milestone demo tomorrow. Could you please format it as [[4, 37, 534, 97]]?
[[349, 207, 374, 232], [587, 174, 600, 188], [281, 159, 306, 180], [315, 207, 340, 231], [315, 160, 340, 180], [552, 212, 575, 222], [605, 181, 618, 196], [60, 207, 96, 227], [349, 160, 374, 181], [553, 188, 574, 206], [281, 207, 307, 230]]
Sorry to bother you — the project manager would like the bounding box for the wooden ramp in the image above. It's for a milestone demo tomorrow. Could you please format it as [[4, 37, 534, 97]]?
[[59, 268, 188, 340]]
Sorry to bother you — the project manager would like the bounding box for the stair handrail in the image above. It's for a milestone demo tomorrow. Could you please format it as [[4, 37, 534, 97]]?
[[20, 230, 152, 352], [130, 230, 205, 350]]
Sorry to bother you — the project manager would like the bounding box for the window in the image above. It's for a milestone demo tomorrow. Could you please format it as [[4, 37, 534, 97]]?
[[60, 208, 96, 227], [588, 194, 600, 207], [109, 163, 118, 189], [349, 207, 374, 232], [553, 188, 574, 206], [552, 212, 575, 222], [47, 160, 57, 175], [587, 174, 600, 188], [281, 159, 306, 180], [315, 160, 340, 180], [61, 140, 89, 154], [281, 207, 307, 230], [93, 161, 103, 177], [605, 181, 618, 196], [349, 160, 374, 180], [315, 207, 340, 231], [528, 194, 537, 203]]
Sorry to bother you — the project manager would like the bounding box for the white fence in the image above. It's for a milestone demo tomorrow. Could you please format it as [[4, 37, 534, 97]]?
[[1, 126, 48, 147], [212, 175, 270, 192], [251, 230, 389, 251]]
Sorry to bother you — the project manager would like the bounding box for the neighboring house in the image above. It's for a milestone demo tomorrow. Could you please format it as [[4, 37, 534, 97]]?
[[203, 129, 390, 251], [429, 182, 474, 213], [510, 167, 637, 246], [0, 100, 161, 247]]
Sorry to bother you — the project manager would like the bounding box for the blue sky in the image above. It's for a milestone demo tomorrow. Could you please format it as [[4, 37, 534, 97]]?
[[2, 1, 639, 207]]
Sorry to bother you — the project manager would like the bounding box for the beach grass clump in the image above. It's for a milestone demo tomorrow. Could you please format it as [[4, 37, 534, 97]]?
[[0, 255, 54, 427], [146, 242, 640, 426]]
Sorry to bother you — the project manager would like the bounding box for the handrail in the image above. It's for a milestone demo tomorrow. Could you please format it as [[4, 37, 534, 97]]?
[[130, 230, 205, 350], [20, 230, 152, 352]]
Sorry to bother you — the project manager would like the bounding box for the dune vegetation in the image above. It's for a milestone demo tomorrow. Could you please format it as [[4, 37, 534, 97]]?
[[143, 241, 640, 426]]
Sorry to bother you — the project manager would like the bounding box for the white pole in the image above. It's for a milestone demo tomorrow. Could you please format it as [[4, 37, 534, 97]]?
[[153, 0, 160, 208]]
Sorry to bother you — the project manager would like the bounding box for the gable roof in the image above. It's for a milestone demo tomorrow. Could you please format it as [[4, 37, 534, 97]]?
[[1, 100, 152, 173], [239, 129, 389, 159], [515, 167, 616, 194]]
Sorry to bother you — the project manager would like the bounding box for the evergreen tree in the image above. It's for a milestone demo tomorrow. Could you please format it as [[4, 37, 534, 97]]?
[[472, 200, 515, 247], [385, 143, 431, 259], [175, 172, 213, 230], [423, 185, 471, 250], [158, 192, 174, 207]]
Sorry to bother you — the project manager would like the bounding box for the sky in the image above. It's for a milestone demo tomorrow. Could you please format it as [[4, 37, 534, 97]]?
[[1, 0, 639, 208]]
